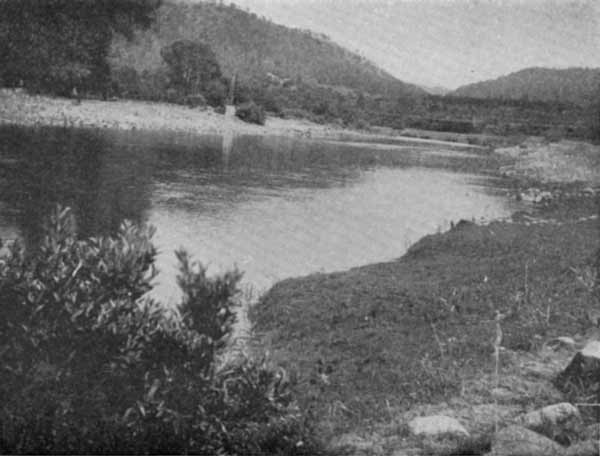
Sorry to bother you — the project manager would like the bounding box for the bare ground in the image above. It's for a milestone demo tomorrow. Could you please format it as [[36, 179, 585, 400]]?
[[0, 89, 484, 149]]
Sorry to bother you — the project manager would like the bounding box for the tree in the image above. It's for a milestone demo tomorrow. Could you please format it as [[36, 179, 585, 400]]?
[[161, 40, 222, 98], [0, 0, 161, 95]]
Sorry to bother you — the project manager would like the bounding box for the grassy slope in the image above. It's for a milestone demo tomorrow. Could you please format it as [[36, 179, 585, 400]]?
[[251, 188, 599, 434]]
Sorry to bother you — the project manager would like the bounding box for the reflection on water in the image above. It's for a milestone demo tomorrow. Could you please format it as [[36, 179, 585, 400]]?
[[0, 125, 517, 302]]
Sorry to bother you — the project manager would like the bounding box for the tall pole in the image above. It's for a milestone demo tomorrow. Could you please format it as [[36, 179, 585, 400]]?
[[228, 73, 236, 105]]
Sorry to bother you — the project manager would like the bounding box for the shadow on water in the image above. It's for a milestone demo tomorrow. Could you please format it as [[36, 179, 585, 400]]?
[[0, 126, 157, 246]]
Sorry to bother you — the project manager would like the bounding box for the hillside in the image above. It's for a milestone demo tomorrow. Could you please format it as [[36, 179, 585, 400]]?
[[109, 1, 423, 99], [450, 67, 600, 107]]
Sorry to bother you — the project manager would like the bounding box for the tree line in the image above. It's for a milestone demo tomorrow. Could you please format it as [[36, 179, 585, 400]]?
[[0, 0, 596, 137], [0, 0, 161, 96]]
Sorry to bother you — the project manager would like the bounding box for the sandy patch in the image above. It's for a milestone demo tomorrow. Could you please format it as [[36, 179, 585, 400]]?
[[0, 89, 481, 149], [497, 139, 600, 184]]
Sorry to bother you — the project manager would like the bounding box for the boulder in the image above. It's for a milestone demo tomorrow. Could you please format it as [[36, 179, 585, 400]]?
[[491, 425, 565, 456], [556, 340, 600, 391], [519, 402, 582, 443], [390, 449, 424, 456], [330, 433, 383, 455], [408, 415, 469, 438], [520, 402, 581, 431], [546, 336, 578, 350]]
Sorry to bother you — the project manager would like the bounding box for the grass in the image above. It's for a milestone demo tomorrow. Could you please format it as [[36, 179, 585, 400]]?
[[250, 189, 599, 436]]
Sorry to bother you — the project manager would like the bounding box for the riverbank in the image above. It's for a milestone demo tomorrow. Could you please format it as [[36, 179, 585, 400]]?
[[250, 140, 600, 454], [0, 89, 485, 149]]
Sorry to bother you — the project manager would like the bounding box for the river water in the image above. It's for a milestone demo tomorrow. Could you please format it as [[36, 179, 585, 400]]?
[[0, 126, 519, 310]]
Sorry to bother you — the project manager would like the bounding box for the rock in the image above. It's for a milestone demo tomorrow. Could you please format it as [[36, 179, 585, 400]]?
[[491, 425, 565, 455], [582, 340, 600, 357], [330, 433, 384, 455], [556, 340, 600, 391], [408, 415, 469, 438], [565, 440, 599, 456], [519, 188, 553, 204], [520, 402, 581, 431], [582, 187, 596, 196], [547, 336, 578, 350], [519, 403, 582, 443], [390, 449, 424, 456], [491, 386, 518, 402]]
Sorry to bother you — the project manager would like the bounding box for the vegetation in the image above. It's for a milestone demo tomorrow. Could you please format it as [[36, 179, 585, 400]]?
[[251, 189, 600, 434], [450, 67, 600, 107], [0, 0, 161, 97], [110, 1, 422, 101], [0, 206, 324, 454], [161, 39, 226, 106], [236, 101, 266, 125], [105, 2, 600, 138], [0, 1, 598, 139]]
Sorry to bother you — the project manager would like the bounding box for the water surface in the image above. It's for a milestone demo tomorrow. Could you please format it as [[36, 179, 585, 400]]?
[[0, 126, 517, 303]]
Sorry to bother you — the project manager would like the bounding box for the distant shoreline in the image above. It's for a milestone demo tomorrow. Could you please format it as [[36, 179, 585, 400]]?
[[0, 89, 485, 149]]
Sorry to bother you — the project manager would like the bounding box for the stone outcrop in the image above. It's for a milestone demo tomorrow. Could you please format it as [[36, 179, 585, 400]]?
[[490, 425, 565, 456], [556, 340, 600, 391], [407, 415, 469, 438], [519, 402, 581, 438]]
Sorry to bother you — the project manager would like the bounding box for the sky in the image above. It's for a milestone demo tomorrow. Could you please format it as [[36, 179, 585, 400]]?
[[206, 0, 600, 89]]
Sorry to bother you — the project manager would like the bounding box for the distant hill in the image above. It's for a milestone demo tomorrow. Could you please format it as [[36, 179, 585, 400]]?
[[450, 67, 600, 106], [421, 85, 450, 96], [109, 1, 424, 99]]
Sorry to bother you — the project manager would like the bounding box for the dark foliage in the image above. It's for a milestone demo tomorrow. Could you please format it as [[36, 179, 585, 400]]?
[[0, 206, 324, 454], [236, 101, 266, 125], [204, 78, 228, 107], [161, 39, 222, 99], [451, 67, 600, 107], [0, 0, 161, 96]]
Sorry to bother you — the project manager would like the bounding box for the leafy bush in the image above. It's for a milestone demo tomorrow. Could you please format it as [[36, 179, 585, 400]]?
[[0, 206, 323, 454], [182, 93, 207, 108], [236, 101, 266, 125], [205, 78, 228, 107]]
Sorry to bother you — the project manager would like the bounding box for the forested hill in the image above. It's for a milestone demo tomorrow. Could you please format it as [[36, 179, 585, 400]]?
[[450, 67, 600, 107], [109, 0, 423, 98]]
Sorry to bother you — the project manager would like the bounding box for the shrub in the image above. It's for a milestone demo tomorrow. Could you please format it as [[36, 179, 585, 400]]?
[[233, 82, 252, 105], [0, 206, 323, 454], [235, 101, 266, 125], [182, 93, 207, 108], [205, 78, 228, 107], [110, 66, 142, 99]]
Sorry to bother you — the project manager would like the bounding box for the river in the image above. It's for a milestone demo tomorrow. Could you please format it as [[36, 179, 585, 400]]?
[[0, 125, 520, 320]]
